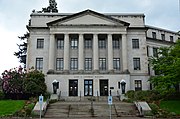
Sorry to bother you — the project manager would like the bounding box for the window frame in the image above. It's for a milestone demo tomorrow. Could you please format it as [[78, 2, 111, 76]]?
[[133, 58, 141, 70], [56, 58, 64, 71], [135, 80, 142, 91], [84, 38, 92, 49], [99, 58, 106, 70], [113, 39, 120, 49], [152, 32, 156, 39], [70, 58, 78, 70], [37, 39, 44, 49], [99, 39, 106, 49], [85, 58, 92, 71], [170, 36, 174, 42], [161, 34, 165, 41], [113, 58, 120, 70], [57, 38, 64, 49], [132, 39, 139, 49], [153, 47, 158, 57], [71, 38, 78, 49], [36, 58, 43, 70]]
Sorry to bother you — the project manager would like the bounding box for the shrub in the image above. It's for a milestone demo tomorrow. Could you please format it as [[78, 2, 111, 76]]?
[[1, 67, 47, 100], [125, 90, 163, 102], [125, 90, 135, 99], [149, 103, 159, 115]]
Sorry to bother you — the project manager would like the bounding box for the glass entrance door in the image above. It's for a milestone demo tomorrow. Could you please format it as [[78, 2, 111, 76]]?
[[84, 80, 93, 96], [100, 80, 108, 96], [69, 80, 78, 96]]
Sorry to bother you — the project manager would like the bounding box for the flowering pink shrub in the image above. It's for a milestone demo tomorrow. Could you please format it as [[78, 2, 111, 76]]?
[[1, 66, 25, 94], [1, 66, 47, 99]]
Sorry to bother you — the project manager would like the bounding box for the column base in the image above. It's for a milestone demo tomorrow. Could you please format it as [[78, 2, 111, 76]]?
[[47, 69, 55, 74], [93, 70, 99, 74], [63, 70, 69, 74], [108, 69, 114, 74], [122, 69, 130, 74], [78, 70, 84, 74]]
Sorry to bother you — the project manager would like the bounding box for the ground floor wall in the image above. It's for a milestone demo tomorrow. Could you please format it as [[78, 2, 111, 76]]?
[[45, 74, 150, 97]]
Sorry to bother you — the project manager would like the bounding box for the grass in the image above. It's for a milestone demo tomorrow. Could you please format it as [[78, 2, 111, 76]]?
[[160, 100, 180, 115], [0, 100, 25, 116]]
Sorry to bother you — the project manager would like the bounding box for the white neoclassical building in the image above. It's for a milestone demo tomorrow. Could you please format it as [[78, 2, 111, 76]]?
[[26, 9, 180, 97]]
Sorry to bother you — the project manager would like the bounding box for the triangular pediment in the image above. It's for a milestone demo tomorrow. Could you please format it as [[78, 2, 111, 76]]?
[[47, 9, 130, 26]]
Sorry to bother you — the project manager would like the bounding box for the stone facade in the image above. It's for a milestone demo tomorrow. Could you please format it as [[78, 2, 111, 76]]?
[[26, 9, 180, 97]]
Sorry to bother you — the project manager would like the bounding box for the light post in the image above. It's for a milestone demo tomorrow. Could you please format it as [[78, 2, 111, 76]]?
[[52, 80, 59, 94], [120, 79, 126, 94]]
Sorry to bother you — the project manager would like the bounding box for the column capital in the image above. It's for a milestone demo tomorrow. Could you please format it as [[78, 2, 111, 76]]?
[[79, 33, 84, 37]]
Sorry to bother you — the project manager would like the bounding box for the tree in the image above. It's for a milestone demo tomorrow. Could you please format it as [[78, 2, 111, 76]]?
[[149, 40, 180, 95], [42, 0, 58, 13], [14, 33, 29, 65], [1, 66, 47, 99]]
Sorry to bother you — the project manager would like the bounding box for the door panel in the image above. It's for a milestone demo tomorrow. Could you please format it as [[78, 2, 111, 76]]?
[[84, 80, 93, 96], [100, 80, 108, 96], [69, 80, 78, 96]]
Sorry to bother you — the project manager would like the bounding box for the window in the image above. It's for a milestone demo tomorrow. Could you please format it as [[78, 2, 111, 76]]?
[[153, 47, 158, 57], [99, 58, 106, 70], [70, 58, 78, 70], [99, 39, 106, 49], [161, 34, 165, 41], [152, 32, 156, 39], [170, 36, 174, 42], [84, 39, 92, 49], [113, 39, 120, 49], [113, 58, 120, 70], [71, 38, 78, 49], [36, 58, 43, 70], [56, 58, 63, 71], [57, 38, 64, 49], [133, 58, 141, 70], [135, 80, 142, 91], [37, 39, 44, 49], [132, 39, 139, 49], [85, 58, 92, 71]]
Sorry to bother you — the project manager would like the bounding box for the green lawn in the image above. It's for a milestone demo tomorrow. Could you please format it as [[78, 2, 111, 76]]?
[[0, 100, 25, 116], [160, 100, 180, 115]]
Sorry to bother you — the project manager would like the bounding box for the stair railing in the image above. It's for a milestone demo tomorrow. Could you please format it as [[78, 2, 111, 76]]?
[[58, 90, 61, 101], [117, 90, 120, 101]]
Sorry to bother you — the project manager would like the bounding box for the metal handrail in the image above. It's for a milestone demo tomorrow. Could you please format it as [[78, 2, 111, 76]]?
[[117, 90, 120, 101], [58, 90, 61, 100]]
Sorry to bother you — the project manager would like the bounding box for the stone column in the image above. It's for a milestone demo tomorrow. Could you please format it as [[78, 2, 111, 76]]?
[[64, 34, 69, 71], [108, 34, 113, 71], [48, 34, 55, 71], [78, 34, 84, 71], [122, 34, 128, 72], [93, 34, 99, 71]]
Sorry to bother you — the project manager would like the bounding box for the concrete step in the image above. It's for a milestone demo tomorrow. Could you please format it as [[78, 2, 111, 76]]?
[[44, 101, 139, 118], [59, 96, 121, 102]]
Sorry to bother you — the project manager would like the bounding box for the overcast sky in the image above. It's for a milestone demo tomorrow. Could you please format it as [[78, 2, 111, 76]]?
[[0, 0, 179, 74]]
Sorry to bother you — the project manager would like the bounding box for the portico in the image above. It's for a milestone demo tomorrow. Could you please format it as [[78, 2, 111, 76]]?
[[47, 32, 128, 73]]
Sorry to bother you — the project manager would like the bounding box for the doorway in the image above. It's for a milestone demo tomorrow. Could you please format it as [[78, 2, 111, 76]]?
[[100, 80, 108, 96], [69, 80, 78, 96], [84, 80, 93, 96]]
